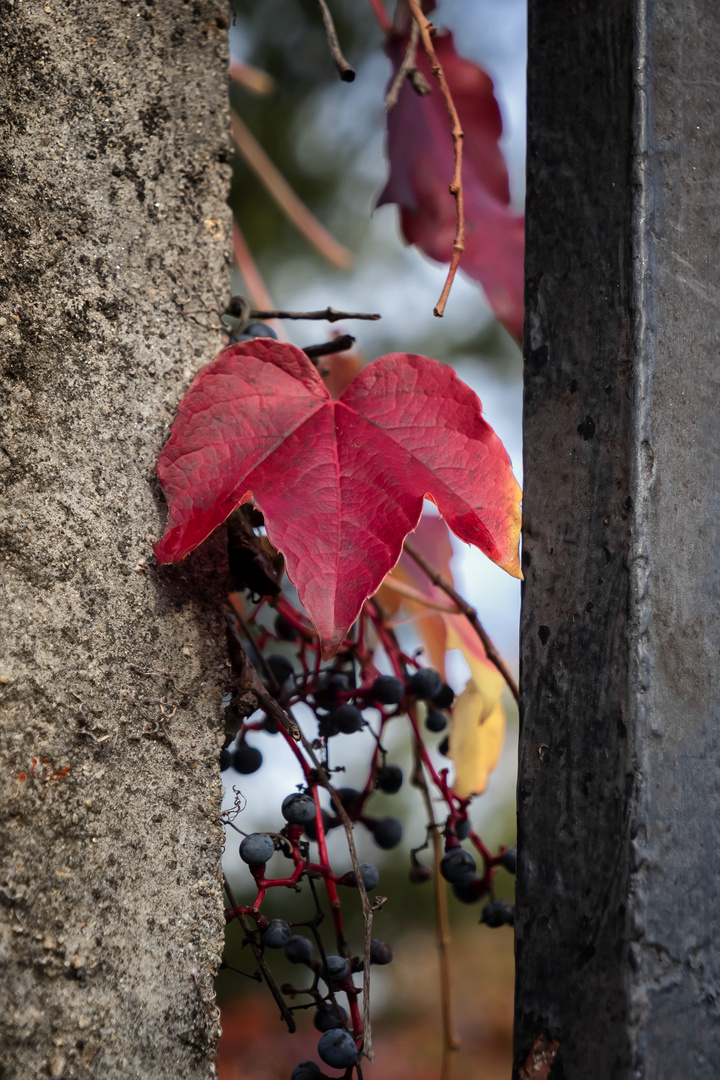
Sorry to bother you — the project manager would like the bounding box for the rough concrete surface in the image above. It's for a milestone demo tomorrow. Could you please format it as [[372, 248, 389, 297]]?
[[0, 2, 233, 1077]]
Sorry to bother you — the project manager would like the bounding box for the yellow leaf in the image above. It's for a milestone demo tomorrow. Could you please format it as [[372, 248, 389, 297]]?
[[444, 614, 505, 704], [449, 681, 506, 798]]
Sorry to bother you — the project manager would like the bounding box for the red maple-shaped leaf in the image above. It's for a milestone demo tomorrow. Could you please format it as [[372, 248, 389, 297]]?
[[154, 339, 521, 657], [378, 31, 524, 340]]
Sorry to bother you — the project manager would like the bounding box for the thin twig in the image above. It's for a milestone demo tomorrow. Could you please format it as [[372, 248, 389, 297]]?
[[249, 306, 380, 323], [223, 874, 297, 1032], [412, 746, 461, 1068], [402, 541, 520, 704], [228, 60, 276, 96], [385, 19, 431, 111], [406, 0, 465, 317], [380, 574, 460, 614], [230, 113, 352, 268], [315, 0, 355, 82], [304, 335, 355, 360]]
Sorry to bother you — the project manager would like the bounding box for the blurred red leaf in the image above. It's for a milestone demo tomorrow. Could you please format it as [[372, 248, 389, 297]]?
[[153, 338, 521, 657], [378, 31, 524, 339]]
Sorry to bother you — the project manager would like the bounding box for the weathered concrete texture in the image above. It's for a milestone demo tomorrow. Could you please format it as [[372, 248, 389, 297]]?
[[517, 2, 720, 1077], [0, 2, 232, 1077]]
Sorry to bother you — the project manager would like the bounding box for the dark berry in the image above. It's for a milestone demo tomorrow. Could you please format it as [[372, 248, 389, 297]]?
[[337, 787, 362, 810], [314, 1003, 348, 1032], [239, 832, 275, 865], [291, 1062, 321, 1080], [438, 735, 450, 756], [274, 613, 300, 641], [409, 862, 432, 884], [262, 919, 291, 948], [407, 668, 443, 700], [481, 900, 515, 928], [369, 675, 404, 705], [317, 1029, 358, 1069], [282, 792, 317, 825], [370, 815, 403, 850], [376, 764, 403, 794], [233, 743, 263, 774], [262, 715, 280, 735], [499, 847, 517, 874], [349, 863, 380, 890], [219, 747, 232, 771], [314, 672, 349, 707], [305, 809, 332, 841], [370, 938, 393, 965], [440, 847, 476, 884], [455, 817, 472, 840], [452, 878, 487, 904], [266, 654, 294, 684], [240, 321, 278, 340], [425, 708, 447, 733], [318, 712, 340, 738], [330, 703, 364, 734], [431, 682, 455, 708], [321, 955, 349, 984], [284, 935, 314, 964]]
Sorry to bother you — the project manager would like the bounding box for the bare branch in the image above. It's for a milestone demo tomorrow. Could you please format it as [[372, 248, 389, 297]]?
[[386, 19, 431, 111], [315, 0, 355, 82], [249, 306, 381, 323], [402, 540, 520, 704], [304, 334, 355, 361], [406, 0, 465, 317]]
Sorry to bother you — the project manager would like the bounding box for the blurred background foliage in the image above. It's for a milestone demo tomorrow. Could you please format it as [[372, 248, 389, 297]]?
[[218, 2, 525, 1076]]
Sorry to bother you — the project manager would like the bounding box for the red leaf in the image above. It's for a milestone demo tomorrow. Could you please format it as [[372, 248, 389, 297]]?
[[154, 339, 521, 657], [378, 31, 524, 339]]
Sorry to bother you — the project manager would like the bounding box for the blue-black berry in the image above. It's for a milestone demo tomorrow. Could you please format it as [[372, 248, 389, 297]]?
[[370, 938, 393, 965], [291, 1062, 321, 1080], [220, 747, 232, 771], [314, 672, 349, 707], [317, 1028, 358, 1069], [376, 764, 403, 794], [284, 935, 315, 964], [370, 815, 403, 850], [440, 847, 476, 884], [438, 735, 450, 756], [274, 613, 300, 641], [262, 919, 291, 948], [452, 878, 486, 904], [239, 321, 278, 341], [499, 847, 517, 874], [407, 668, 443, 700], [282, 792, 317, 825], [239, 832, 275, 865], [481, 900, 515, 928], [313, 1002, 348, 1032], [348, 863, 380, 890], [455, 817, 472, 840], [321, 955, 349, 984], [337, 787, 362, 810], [266, 654, 294, 685], [330, 703, 364, 734], [369, 675, 404, 705], [431, 682, 455, 708], [233, 743, 263, 774], [425, 708, 447, 733], [305, 809, 332, 841]]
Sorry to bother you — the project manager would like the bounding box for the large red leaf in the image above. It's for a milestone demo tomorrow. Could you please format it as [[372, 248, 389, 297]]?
[[154, 339, 521, 657], [378, 31, 524, 340]]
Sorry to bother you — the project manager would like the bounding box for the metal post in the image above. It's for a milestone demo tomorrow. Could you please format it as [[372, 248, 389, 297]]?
[[516, 3, 720, 1077]]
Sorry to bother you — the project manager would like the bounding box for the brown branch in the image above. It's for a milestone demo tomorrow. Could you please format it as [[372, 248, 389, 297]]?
[[304, 335, 355, 360], [402, 540, 520, 705], [249, 306, 381, 323], [385, 19, 431, 111], [315, 0, 355, 82], [406, 0, 465, 317], [228, 60, 276, 96], [222, 874, 297, 1033], [230, 112, 352, 268], [412, 746, 461, 1067]]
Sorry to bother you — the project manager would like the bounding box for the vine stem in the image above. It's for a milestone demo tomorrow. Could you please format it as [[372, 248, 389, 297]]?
[[402, 541, 520, 705], [412, 742, 461, 1069], [406, 0, 465, 317]]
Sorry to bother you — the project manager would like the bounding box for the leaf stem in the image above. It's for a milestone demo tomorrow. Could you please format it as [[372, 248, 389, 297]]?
[[402, 541, 520, 704], [406, 0, 465, 317]]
